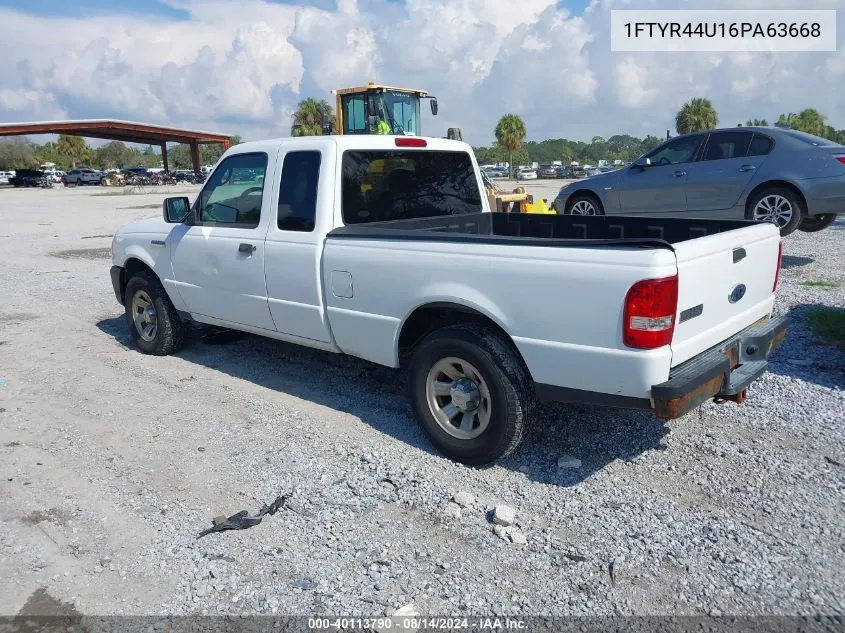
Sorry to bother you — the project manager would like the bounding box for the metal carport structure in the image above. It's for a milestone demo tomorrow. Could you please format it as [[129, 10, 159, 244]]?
[[0, 119, 233, 173]]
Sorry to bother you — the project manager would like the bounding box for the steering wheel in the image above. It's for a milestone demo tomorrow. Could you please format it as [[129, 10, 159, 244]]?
[[656, 157, 671, 166], [239, 186, 263, 197]]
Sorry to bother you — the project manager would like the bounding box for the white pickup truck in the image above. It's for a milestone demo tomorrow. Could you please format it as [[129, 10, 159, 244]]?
[[110, 135, 788, 465]]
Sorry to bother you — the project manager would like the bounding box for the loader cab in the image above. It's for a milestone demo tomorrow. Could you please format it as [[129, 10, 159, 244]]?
[[332, 83, 437, 136]]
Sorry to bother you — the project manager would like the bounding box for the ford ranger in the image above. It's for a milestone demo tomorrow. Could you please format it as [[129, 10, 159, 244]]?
[[109, 135, 788, 465]]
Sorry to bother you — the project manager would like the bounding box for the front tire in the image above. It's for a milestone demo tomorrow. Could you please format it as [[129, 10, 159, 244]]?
[[408, 323, 535, 466], [798, 213, 838, 233], [564, 193, 603, 216], [124, 270, 186, 355], [747, 187, 804, 237]]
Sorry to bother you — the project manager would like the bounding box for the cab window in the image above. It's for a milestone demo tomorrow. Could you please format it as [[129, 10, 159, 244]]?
[[278, 151, 321, 232], [195, 153, 267, 228]]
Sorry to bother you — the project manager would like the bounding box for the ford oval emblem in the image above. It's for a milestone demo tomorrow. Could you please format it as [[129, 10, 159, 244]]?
[[729, 284, 747, 304]]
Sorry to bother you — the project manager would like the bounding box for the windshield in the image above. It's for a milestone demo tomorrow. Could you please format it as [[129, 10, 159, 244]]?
[[381, 90, 421, 135]]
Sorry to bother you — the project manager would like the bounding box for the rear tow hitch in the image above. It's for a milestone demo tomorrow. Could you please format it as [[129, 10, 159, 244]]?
[[714, 389, 747, 405]]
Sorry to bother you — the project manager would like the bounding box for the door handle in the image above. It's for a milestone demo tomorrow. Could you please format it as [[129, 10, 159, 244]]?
[[238, 243, 256, 254], [673, 170, 686, 177], [738, 164, 756, 172]]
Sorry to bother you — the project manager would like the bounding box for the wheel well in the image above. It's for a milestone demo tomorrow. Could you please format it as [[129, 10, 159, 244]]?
[[397, 303, 527, 366], [120, 258, 156, 301], [565, 189, 603, 211], [745, 180, 807, 215]]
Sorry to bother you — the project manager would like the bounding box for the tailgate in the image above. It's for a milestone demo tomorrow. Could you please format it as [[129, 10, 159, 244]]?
[[670, 223, 781, 367]]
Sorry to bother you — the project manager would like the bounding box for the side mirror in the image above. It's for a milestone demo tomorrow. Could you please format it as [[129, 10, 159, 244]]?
[[430, 98, 438, 116], [163, 196, 191, 223], [632, 156, 651, 169]]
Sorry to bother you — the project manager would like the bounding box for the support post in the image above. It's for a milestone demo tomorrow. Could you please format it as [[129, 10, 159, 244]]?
[[190, 142, 201, 175], [160, 143, 169, 173]]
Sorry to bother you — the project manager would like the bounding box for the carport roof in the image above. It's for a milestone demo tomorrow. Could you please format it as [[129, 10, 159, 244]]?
[[0, 119, 232, 146]]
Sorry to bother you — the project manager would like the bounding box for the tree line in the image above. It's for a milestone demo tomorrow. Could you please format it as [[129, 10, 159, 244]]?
[[477, 99, 845, 167], [3, 96, 842, 173], [0, 134, 241, 172]]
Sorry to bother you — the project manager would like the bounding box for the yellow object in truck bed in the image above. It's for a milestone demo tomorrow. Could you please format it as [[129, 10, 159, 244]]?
[[523, 198, 555, 215]]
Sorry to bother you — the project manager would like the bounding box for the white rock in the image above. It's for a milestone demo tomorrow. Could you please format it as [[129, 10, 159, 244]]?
[[507, 529, 528, 545], [557, 455, 582, 470], [452, 491, 476, 507], [442, 502, 461, 520], [492, 505, 516, 526]]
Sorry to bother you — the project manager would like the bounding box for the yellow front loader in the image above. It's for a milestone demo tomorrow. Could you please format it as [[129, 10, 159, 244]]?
[[328, 81, 536, 213]]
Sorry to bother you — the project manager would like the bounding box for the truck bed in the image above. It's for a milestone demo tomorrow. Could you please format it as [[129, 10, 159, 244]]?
[[327, 212, 761, 248]]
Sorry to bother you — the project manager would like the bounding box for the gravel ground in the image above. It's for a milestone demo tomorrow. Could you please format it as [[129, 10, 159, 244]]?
[[0, 185, 843, 619]]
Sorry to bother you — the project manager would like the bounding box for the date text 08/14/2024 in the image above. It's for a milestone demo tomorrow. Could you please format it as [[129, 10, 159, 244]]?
[[307, 617, 527, 630]]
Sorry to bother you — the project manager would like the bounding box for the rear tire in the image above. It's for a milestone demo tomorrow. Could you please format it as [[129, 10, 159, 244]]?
[[747, 186, 804, 237], [564, 193, 603, 216], [798, 213, 838, 233], [124, 270, 186, 356], [408, 323, 535, 466]]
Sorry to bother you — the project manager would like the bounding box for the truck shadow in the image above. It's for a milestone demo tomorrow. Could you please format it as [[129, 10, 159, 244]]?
[[97, 316, 670, 486]]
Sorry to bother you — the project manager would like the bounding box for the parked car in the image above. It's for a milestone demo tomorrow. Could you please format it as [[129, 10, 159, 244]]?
[[0, 170, 15, 185], [10, 169, 48, 187], [552, 127, 845, 236], [64, 168, 105, 186], [483, 166, 508, 178], [515, 167, 537, 180], [537, 164, 558, 178], [110, 135, 787, 465]]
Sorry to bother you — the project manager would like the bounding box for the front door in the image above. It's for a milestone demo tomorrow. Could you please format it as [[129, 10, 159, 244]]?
[[615, 133, 706, 214], [169, 151, 276, 331]]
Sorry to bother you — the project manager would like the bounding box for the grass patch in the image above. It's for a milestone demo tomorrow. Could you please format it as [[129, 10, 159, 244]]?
[[807, 307, 845, 347], [800, 279, 842, 289]]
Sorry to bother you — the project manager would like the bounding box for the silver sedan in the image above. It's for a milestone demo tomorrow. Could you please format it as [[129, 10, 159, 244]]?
[[552, 126, 845, 236]]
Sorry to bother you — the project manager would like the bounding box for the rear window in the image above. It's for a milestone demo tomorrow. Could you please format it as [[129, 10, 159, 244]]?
[[341, 150, 483, 224], [782, 129, 836, 146]]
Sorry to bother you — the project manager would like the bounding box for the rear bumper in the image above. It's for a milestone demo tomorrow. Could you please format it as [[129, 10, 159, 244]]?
[[110, 265, 124, 306], [651, 313, 788, 420]]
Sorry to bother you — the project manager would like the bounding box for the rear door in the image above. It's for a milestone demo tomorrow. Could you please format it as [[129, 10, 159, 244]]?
[[264, 142, 335, 343], [669, 223, 781, 366], [685, 130, 770, 213], [615, 133, 705, 214]]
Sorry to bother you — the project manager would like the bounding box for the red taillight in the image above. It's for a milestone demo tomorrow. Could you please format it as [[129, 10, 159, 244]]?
[[623, 275, 679, 349], [395, 137, 427, 147], [833, 153, 845, 165], [773, 240, 783, 292]]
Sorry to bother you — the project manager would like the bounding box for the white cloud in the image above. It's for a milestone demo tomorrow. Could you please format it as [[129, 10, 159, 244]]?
[[0, 0, 844, 144]]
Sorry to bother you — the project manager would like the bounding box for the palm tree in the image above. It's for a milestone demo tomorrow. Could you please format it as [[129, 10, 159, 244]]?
[[494, 114, 526, 175], [291, 98, 335, 137], [745, 118, 769, 126], [675, 98, 719, 134], [56, 134, 90, 168]]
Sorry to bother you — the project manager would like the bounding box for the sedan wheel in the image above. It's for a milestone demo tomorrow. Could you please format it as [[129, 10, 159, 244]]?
[[565, 194, 603, 216], [752, 194, 794, 228]]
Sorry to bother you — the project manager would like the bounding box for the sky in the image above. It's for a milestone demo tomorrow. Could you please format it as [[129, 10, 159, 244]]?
[[0, 0, 843, 146]]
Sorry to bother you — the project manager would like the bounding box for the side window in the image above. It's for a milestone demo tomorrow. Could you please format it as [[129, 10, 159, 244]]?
[[645, 135, 703, 165], [748, 133, 774, 156], [277, 151, 321, 232], [702, 131, 753, 161], [195, 152, 267, 228]]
